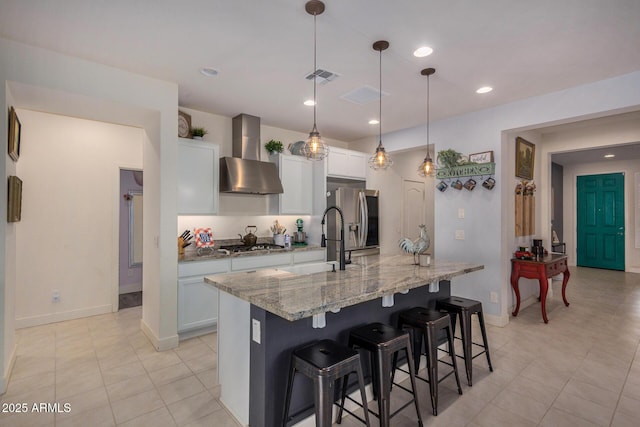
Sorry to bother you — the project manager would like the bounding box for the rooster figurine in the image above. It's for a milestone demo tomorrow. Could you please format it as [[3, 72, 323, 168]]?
[[399, 225, 431, 264]]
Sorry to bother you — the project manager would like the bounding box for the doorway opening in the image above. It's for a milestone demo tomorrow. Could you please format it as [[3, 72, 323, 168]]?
[[119, 169, 143, 309]]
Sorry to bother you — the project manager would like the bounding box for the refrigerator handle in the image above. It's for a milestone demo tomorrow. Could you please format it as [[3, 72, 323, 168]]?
[[360, 192, 368, 248]]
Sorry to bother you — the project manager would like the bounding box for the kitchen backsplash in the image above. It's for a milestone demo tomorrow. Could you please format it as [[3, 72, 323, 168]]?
[[177, 215, 313, 242]]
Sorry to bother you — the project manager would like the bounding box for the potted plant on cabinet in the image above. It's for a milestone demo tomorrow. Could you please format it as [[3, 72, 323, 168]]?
[[191, 127, 208, 140], [265, 139, 284, 155]]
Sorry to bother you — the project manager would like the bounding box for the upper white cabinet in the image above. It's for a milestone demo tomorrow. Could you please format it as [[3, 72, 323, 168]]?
[[177, 138, 220, 215], [327, 147, 367, 180], [270, 154, 313, 215]]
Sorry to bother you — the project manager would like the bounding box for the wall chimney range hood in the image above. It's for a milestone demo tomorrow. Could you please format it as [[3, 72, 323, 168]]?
[[219, 114, 284, 194]]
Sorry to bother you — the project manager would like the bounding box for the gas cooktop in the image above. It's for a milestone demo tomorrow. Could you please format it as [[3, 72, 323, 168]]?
[[218, 244, 285, 253]]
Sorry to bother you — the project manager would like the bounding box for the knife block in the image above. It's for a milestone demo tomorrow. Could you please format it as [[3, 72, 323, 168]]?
[[178, 237, 185, 256]]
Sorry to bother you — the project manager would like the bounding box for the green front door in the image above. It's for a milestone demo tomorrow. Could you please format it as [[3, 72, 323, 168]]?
[[577, 173, 625, 270]]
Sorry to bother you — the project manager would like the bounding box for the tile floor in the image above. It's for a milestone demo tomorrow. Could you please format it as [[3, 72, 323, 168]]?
[[1, 266, 639, 426]]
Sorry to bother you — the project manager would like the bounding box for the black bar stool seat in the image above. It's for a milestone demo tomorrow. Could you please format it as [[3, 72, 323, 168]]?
[[283, 339, 371, 427], [337, 322, 423, 427], [436, 296, 493, 386], [397, 307, 463, 416]]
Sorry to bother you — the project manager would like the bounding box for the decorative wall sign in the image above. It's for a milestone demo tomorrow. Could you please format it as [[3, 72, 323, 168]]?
[[8, 106, 21, 161], [7, 175, 22, 222], [515, 137, 535, 180], [435, 162, 495, 180], [469, 151, 494, 163]]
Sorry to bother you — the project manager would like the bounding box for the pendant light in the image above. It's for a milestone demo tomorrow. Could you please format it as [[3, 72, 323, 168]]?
[[369, 40, 393, 170], [418, 68, 436, 177], [301, 0, 329, 161]]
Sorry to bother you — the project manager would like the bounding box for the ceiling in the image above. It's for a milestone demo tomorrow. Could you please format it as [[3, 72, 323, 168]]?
[[1, 0, 640, 142]]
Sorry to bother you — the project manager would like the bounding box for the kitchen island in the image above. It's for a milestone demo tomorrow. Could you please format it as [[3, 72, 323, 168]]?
[[205, 254, 483, 427]]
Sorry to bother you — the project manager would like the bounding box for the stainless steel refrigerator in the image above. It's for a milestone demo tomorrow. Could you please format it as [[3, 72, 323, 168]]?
[[326, 186, 380, 261]]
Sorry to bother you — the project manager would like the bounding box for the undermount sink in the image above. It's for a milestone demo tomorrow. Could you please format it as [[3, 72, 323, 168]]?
[[278, 261, 339, 275]]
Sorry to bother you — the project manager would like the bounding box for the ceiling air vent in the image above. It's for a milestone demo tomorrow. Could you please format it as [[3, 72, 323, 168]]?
[[305, 68, 340, 85], [340, 85, 388, 105]]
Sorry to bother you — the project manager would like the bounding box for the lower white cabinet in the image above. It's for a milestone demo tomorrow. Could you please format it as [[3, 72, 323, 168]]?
[[178, 259, 229, 333], [177, 249, 326, 333]]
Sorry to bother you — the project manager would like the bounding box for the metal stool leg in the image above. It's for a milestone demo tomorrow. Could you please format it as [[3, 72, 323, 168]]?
[[404, 340, 424, 427], [459, 310, 473, 386], [477, 310, 493, 372], [424, 325, 439, 416], [282, 358, 296, 427], [314, 376, 334, 427], [355, 361, 372, 427], [446, 321, 463, 395]]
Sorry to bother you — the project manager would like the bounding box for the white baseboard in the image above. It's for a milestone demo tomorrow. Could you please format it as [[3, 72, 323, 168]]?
[[15, 304, 113, 329], [179, 325, 217, 341], [0, 343, 17, 395], [119, 283, 142, 294], [140, 318, 179, 351], [628, 267, 640, 274], [484, 312, 510, 327]]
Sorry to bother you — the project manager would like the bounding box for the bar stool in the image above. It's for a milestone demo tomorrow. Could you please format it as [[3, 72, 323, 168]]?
[[283, 339, 371, 427], [436, 296, 493, 386], [337, 322, 423, 427], [396, 307, 463, 416]]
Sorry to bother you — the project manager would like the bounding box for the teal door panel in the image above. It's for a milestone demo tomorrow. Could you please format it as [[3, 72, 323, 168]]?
[[577, 173, 625, 270]]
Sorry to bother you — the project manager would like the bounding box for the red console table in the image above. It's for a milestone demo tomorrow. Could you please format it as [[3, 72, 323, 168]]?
[[511, 254, 570, 323]]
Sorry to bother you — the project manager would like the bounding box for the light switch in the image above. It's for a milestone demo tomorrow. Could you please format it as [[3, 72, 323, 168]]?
[[252, 319, 261, 344], [455, 230, 465, 240], [458, 208, 465, 219]]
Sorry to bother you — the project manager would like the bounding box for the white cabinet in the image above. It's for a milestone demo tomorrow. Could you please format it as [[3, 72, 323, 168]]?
[[178, 258, 229, 333], [327, 147, 367, 180], [270, 154, 313, 215], [177, 138, 220, 215]]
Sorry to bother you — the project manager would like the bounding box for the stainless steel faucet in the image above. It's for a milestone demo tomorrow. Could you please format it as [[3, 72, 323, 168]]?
[[321, 206, 347, 271]]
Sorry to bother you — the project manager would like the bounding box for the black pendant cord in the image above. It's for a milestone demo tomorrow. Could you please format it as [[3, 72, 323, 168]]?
[[378, 47, 382, 144], [426, 72, 430, 157], [313, 12, 317, 130]]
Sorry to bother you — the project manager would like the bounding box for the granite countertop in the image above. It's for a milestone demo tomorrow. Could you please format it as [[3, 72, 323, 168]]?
[[204, 255, 484, 321], [178, 243, 322, 263]]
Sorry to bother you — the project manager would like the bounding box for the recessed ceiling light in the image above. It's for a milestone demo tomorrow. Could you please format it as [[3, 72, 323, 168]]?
[[303, 99, 316, 106], [369, 119, 379, 125], [200, 67, 219, 77], [604, 154, 615, 158], [413, 46, 434, 58], [476, 86, 493, 94]]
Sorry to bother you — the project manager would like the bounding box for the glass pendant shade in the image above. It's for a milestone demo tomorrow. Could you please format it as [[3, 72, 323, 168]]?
[[369, 40, 392, 171], [302, 1, 328, 161], [418, 152, 434, 177], [369, 140, 393, 170], [301, 125, 329, 160]]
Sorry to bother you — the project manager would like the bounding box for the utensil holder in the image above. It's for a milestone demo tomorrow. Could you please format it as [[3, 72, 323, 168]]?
[[274, 234, 285, 246]]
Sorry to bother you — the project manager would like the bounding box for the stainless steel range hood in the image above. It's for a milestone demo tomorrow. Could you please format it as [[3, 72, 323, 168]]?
[[219, 114, 284, 194]]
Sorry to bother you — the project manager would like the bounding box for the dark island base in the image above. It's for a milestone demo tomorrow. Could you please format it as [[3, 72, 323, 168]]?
[[249, 280, 451, 427]]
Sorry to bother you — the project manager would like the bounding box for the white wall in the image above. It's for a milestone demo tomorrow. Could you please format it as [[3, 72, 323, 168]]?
[[1, 84, 17, 393], [13, 110, 143, 327], [378, 71, 640, 325], [0, 37, 179, 384]]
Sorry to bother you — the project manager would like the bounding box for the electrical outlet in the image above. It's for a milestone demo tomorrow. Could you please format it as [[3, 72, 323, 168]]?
[[455, 230, 465, 240], [252, 319, 261, 344], [52, 291, 60, 303], [458, 208, 465, 219], [490, 292, 498, 303]]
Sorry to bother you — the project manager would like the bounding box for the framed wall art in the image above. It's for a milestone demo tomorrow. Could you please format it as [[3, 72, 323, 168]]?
[[469, 150, 494, 163], [515, 137, 535, 180], [8, 106, 21, 161], [7, 175, 22, 222]]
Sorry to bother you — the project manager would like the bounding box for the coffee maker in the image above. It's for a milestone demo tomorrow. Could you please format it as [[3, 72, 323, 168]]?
[[532, 239, 544, 258]]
